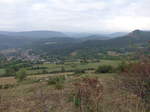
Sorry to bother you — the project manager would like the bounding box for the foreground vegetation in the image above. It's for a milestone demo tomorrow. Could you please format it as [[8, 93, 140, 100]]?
[[0, 58, 150, 112], [0, 47, 150, 112]]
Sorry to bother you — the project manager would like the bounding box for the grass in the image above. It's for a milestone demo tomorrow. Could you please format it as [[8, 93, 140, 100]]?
[[0, 77, 16, 85], [0, 68, 5, 76], [27, 60, 121, 75], [0, 60, 121, 76], [0, 71, 147, 112], [0, 59, 147, 112]]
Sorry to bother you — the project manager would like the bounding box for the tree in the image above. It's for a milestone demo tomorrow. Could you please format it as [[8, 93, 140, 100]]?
[[80, 57, 88, 64], [15, 69, 27, 82], [95, 65, 113, 73], [61, 66, 65, 72], [5, 67, 17, 76]]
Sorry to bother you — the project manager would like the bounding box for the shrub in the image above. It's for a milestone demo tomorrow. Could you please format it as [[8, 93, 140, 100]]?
[[3, 84, 11, 89], [0, 84, 15, 89], [5, 67, 17, 76], [15, 68, 27, 82], [61, 66, 66, 72], [119, 61, 150, 110], [42, 69, 48, 74], [74, 69, 85, 74], [47, 76, 66, 85], [73, 78, 103, 112], [95, 65, 113, 73], [54, 83, 64, 90], [0, 85, 3, 89], [116, 61, 130, 72], [47, 76, 66, 90], [21, 79, 41, 84]]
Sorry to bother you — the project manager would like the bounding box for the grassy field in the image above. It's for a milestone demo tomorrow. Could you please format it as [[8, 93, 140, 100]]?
[[0, 59, 121, 76], [0, 68, 5, 76], [0, 77, 16, 85], [27, 60, 121, 75], [0, 72, 73, 85], [0, 72, 115, 85], [0, 71, 146, 112], [1, 59, 146, 112]]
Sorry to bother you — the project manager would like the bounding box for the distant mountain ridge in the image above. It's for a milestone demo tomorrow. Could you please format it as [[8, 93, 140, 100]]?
[[127, 30, 150, 38], [0, 29, 150, 57], [0, 31, 67, 38], [80, 34, 111, 41], [25, 30, 150, 57], [0, 34, 32, 50], [107, 32, 127, 37], [79, 30, 150, 48]]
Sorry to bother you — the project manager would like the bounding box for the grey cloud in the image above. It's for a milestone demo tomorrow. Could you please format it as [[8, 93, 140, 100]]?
[[0, 0, 149, 32]]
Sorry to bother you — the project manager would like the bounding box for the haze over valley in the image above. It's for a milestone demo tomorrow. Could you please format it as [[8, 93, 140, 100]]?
[[0, 0, 150, 112]]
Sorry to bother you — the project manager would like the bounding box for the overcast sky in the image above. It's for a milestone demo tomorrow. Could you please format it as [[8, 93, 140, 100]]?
[[0, 0, 150, 33]]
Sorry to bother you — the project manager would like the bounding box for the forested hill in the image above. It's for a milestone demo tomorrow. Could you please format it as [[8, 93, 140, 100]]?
[[0, 30, 150, 57], [28, 30, 150, 57], [0, 34, 31, 50], [0, 31, 67, 38], [80, 30, 150, 49]]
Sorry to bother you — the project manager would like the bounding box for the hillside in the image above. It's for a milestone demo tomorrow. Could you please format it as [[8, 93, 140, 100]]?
[[0, 30, 150, 58], [28, 37, 80, 57], [0, 31, 67, 38], [106, 32, 127, 37], [28, 30, 150, 57], [0, 34, 32, 50], [80, 34, 110, 41]]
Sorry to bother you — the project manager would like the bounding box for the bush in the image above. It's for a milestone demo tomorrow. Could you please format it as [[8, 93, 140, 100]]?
[[42, 69, 48, 74], [61, 66, 66, 72], [74, 69, 85, 74], [0, 85, 3, 89], [5, 67, 17, 76], [73, 78, 103, 112], [15, 69, 27, 82], [119, 61, 150, 110], [95, 65, 113, 73], [0, 84, 15, 89], [47, 76, 66, 85], [21, 79, 41, 84], [116, 61, 130, 72], [54, 83, 64, 90]]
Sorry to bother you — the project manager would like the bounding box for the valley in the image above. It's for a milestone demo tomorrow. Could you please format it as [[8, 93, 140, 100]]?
[[0, 0, 150, 111], [0, 30, 150, 112]]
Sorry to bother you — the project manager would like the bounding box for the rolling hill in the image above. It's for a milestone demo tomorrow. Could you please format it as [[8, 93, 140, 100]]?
[[79, 30, 150, 48], [80, 34, 111, 41], [0, 34, 32, 50], [106, 32, 127, 37], [0, 30, 150, 58], [0, 31, 67, 38], [29, 30, 150, 57]]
